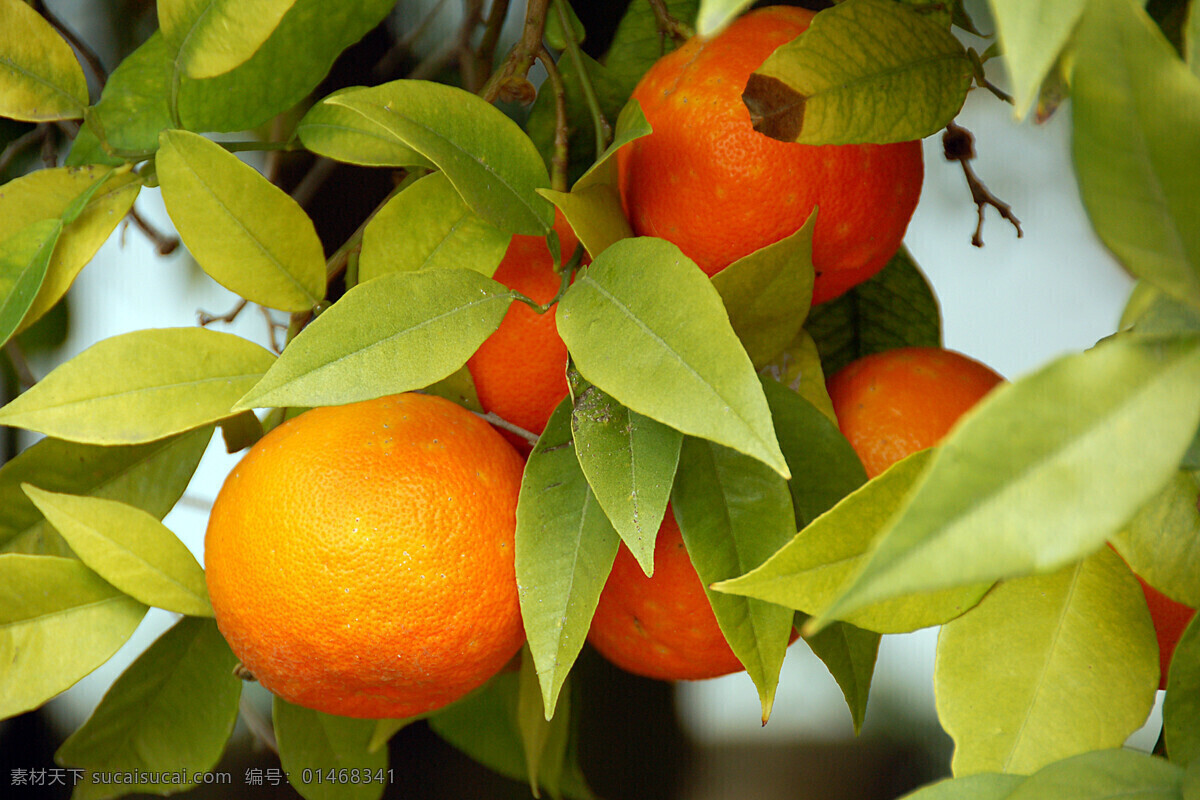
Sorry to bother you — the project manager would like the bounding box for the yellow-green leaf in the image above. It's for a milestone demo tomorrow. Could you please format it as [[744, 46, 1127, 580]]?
[[0, 0, 88, 121], [157, 129, 325, 312], [696, 0, 754, 37], [23, 486, 211, 617], [0, 554, 147, 719], [987, 0, 1087, 121], [0, 219, 62, 349], [159, 0, 297, 79], [0, 327, 276, 444], [274, 698, 387, 800], [297, 89, 432, 168], [538, 184, 632, 261]]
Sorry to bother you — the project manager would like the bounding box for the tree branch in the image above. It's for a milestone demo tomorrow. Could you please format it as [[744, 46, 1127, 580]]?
[[479, 0, 550, 104], [943, 122, 1023, 247]]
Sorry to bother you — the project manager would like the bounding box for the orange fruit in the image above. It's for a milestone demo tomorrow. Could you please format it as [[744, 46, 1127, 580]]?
[[1138, 577, 1196, 690], [588, 507, 779, 681], [617, 5, 924, 305], [467, 215, 580, 450], [827, 347, 1004, 478], [204, 393, 527, 719]]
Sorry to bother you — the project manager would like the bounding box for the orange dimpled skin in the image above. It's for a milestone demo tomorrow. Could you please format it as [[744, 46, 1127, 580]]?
[[204, 393, 527, 719], [467, 216, 579, 449], [588, 509, 748, 681], [827, 347, 1005, 479], [617, 6, 924, 305]]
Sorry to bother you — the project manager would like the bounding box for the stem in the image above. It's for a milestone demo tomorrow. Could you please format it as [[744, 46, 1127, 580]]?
[[476, 0, 512, 88], [475, 411, 539, 447], [553, 0, 612, 157], [479, 0, 551, 104], [0, 125, 49, 175], [646, 0, 693, 42], [3, 341, 37, 389], [35, 1, 108, 89], [197, 298, 248, 327], [537, 47, 570, 193], [128, 205, 180, 255]]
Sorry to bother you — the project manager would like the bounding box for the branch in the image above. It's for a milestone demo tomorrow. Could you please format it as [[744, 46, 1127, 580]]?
[[127, 205, 180, 255], [647, 0, 694, 43], [0, 125, 50, 175], [35, 1, 108, 89], [479, 0, 550, 104], [537, 47, 570, 193], [475, 0, 513, 89], [942, 122, 1023, 247], [553, 0, 612, 158], [475, 411, 539, 447], [3, 341, 37, 389]]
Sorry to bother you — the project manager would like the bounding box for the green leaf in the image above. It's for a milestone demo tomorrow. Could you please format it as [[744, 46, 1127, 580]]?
[[556, 237, 788, 478], [746, 0, 971, 145], [802, 619, 879, 734], [572, 99, 652, 192], [327, 81, 554, 236], [0, 166, 140, 331], [1125, 283, 1200, 336], [805, 245, 942, 377], [1072, 0, 1200, 309], [1188, 0, 1200, 76], [157, 129, 325, 312], [22, 486, 211, 617], [0, 327, 275, 444], [0, 0, 88, 121], [0, 219, 61, 349], [603, 0, 698, 98], [671, 436, 797, 723], [814, 334, 1200, 628], [538, 185, 632, 261], [1112, 470, 1200, 608], [55, 617, 241, 799], [0, 554, 147, 719], [516, 400, 621, 718], [273, 698, 388, 800], [1164, 613, 1200, 765], [934, 548, 1159, 776], [567, 369, 681, 575], [174, 0, 396, 134], [545, 0, 586, 50], [235, 269, 512, 410], [717, 450, 989, 634], [759, 328, 838, 423], [297, 89, 432, 168], [0, 427, 212, 556], [516, 647, 573, 798], [898, 773, 1025, 800], [359, 171, 509, 282], [711, 210, 815, 369], [696, 0, 754, 37], [1006, 749, 1184, 799], [987, 0, 1087, 120], [159, 0, 297, 79], [83, 33, 172, 156], [759, 377, 865, 530]]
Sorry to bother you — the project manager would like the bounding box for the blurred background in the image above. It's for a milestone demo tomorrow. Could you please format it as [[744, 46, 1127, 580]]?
[[0, 0, 1157, 798]]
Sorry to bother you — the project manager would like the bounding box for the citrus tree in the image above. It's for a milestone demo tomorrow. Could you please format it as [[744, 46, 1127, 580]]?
[[1, 0, 1199, 798]]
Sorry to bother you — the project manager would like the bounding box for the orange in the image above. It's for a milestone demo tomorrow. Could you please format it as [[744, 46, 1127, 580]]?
[[1138, 577, 1196, 690], [617, 6, 924, 305], [827, 347, 1004, 478], [588, 507, 773, 681], [204, 393, 527, 719], [467, 214, 580, 450]]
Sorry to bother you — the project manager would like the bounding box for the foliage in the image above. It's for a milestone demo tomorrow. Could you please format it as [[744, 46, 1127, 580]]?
[[1, 0, 1199, 798]]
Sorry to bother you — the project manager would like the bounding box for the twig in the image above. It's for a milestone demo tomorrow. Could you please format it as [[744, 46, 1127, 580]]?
[[3, 341, 37, 389], [127, 205, 181, 255], [475, 0, 512, 89], [942, 122, 1022, 247], [475, 411, 539, 447], [479, 0, 550, 104], [373, 0, 454, 79], [0, 125, 49, 175], [289, 157, 338, 209], [259, 306, 288, 353], [537, 47, 570, 193], [646, 0, 693, 43], [198, 299, 248, 327], [35, 1, 108, 89], [553, 0, 612, 158], [456, 0, 486, 93], [238, 694, 279, 756]]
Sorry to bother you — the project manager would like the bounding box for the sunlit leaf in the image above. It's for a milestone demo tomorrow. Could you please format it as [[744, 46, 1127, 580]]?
[[538, 185, 632, 260], [987, 0, 1087, 120], [0, 0, 88, 121], [803, 619, 879, 734], [159, 0, 297, 79], [895, 772, 1025, 800], [297, 88, 432, 168], [1164, 614, 1200, 765], [0, 327, 275, 444], [236, 269, 511, 410], [935, 548, 1159, 776], [696, 0, 754, 37], [157, 129, 325, 312]]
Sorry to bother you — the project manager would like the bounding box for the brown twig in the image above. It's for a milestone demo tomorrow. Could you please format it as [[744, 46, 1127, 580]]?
[[34, 0, 108, 89], [3, 341, 37, 389], [647, 0, 693, 43], [0, 125, 50, 175], [289, 157, 338, 208], [943, 122, 1022, 247], [475, 0, 512, 89], [373, 0, 454, 79], [198, 298, 248, 327], [259, 306, 288, 353], [479, 0, 550, 104], [538, 47, 570, 193], [127, 205, 181, 255]]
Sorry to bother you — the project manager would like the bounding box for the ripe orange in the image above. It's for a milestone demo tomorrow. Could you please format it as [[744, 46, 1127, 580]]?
[[617, 5, 924, 305], [589, 507, 766, 681], [1137, 577, 1196, 690], [467, 215, 580, 450], [204, 393, 527, 719], [827, 347, 1004, 478]]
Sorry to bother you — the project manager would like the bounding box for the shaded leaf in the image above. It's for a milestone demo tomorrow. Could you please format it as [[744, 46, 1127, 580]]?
[[672, 437, 797, 722], [568, 369, 680, 575], [987, 0, 1087, 120], [157, 129, 325, 312], [80, 33, 172, 156], [159, 0, 297, 79], [557, 237, 788, 477], [273, 698, 387, 800], [0, 219, 61, 349], [328, 81, 554, 235], [759, 328, 837, 423], [0, 328, 275, 444], [803, 618, 879, 734], [897, 773, 1025, 800], [572, 99, 652, 192], [359, 171, 509, 282], [1112, 470, 1200, 608], [935, 548, 1159, 776], [1164, 613, 1200, 765], [814, 334, 1200, 628], [516, 400, 620, 718], [603, 0, 698, 98], [236, 269, 511, 410], [748, 0, 971, 144], [23, 486, 211, 617], [1006, 748, 1182, 799], [0, 555, 147, 719], [516, 647, 572, 798], [0, 0, 88, 121], [55, 617, 241, 800]]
